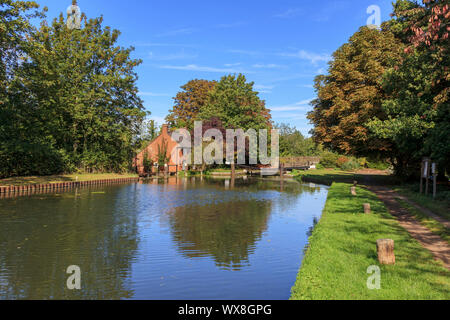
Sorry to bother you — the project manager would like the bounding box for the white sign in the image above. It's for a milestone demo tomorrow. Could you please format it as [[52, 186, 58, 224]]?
[[423, 162, 428, 178]]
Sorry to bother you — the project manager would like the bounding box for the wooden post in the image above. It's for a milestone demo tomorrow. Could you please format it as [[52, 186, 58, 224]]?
[[420, 161, 424, 194], [351, 187, 357, 196], [280, 163, 284, 181], [425, 159, 430, 195], [377, 239, 395, 265], [432, 162, 437, 199], [364, 203, 371, 214]]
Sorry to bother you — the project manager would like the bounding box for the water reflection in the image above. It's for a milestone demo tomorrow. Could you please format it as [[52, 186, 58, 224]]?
[[0, 177, 328, 300], [0, 187, 140, 299], [167, 200, 272, 271]]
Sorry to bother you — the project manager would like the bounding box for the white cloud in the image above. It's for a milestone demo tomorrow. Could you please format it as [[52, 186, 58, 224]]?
[[280, 50, 331, 64], [139, 92, 171, 97], [148, 50, 198, 61], [254, 84, 275, 93], [158, 64, 253, 73], [156, 28, 197, 37], [134, 42, 196, 48], [224, 63, 242, 67], [270, 99, 313, 112], [274, 8, 302, 18], [254, 84, 275, 90], [252, 63, 284, 69], [273, 113, 307, 120]]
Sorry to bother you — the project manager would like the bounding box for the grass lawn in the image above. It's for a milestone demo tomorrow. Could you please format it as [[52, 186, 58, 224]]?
[[394, 185, 450, 221], [293, 168, 399, 186], [290, 183, 449, 300], [0, 173, 138, 186], [296, 169, 449, 221], [395, 199, 450, 245]]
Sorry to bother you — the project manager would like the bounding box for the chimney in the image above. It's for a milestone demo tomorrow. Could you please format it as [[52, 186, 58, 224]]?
[[161, 124, 169, 135]]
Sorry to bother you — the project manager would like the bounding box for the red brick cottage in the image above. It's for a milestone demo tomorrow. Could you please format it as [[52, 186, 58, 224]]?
[[133, 125, 183, 175]]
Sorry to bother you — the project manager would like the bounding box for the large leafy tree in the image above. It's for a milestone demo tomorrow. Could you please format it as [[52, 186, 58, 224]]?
[[2, 9, 146, 176], [276, 123, 319, 157], [368, 0, 449, 177], [308, 27, 404, 159], [166, 79, 216, 130], [198, 74, 272, 131], [0, 0, 41, 97], [0, 0, 47, 177]]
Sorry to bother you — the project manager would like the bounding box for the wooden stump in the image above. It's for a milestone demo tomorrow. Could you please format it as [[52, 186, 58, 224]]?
[[363, 203, 371, 214], [351, 187, 357, 196], [377, 239, 395, 265]]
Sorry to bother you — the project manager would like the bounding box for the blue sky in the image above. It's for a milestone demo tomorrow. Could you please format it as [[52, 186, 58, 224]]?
[[38, 0, 394, 136]]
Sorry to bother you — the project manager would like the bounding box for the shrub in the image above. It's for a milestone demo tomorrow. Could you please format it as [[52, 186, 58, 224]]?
[[367, 160, 391, 170], [341, 158, 360, 171], [319, 152, 340, 168], [336, 156, 349, 168]]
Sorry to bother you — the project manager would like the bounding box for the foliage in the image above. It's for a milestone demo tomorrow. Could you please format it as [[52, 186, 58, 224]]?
[[368, 0, 449, 178], [142, 150, 152, 174], [319, 152, 340, 169], [0, 3, 146, 177], [198, 74, 272, 131], [166, 79, 216, 130], [308, 27, 404, 159], [276, 123, 321, 157], [0, 0, 42, 96], [340, 158, 360, 171], [137, 119, 160, 151], [156, 137, 170, 168]]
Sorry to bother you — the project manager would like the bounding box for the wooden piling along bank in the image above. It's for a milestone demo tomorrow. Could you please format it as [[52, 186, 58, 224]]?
[[0, 177, 140, 199]]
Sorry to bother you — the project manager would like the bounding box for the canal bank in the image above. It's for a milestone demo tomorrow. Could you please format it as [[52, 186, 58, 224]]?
[[290, 182, 450, 300], [0, 176, 139, 198]]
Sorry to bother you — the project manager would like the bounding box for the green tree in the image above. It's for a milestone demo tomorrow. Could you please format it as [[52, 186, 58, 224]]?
[[198, 74, 272, 131], [368, 0, 449, 177], [308, 27, 404, 159], [9, 13, 146, 174], [0, 0, 42, 97], [166, 79, 216, 130], [276, 123, 319, 157], [0, 0, 51, 177]]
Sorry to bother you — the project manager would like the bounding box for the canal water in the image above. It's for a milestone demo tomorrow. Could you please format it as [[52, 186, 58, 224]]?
[[0, 177, 328, 300]]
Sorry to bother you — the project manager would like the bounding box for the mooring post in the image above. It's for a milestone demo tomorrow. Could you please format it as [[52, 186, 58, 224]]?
[[377, 239, 395, 265], [351, 186, 357, 196], [364, 203, 371, 214]]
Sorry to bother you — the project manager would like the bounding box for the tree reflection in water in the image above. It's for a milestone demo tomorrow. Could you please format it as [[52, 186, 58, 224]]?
[[167, 200, 272, 271], [0, 186, 140, 300]]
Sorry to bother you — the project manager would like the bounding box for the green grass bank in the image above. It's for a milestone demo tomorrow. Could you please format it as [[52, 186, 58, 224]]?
[[295, 169, 449, 221], [290, 182, 449, 300]]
